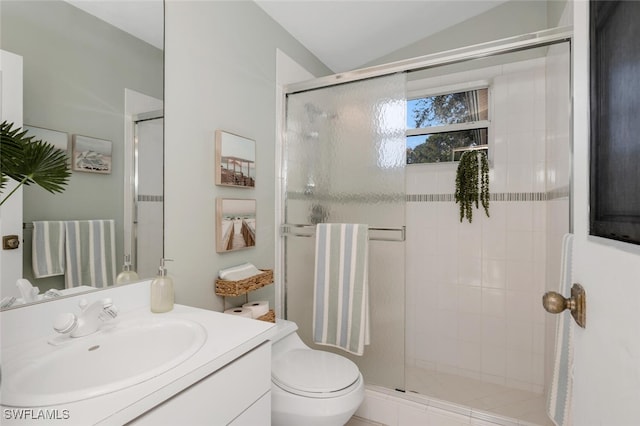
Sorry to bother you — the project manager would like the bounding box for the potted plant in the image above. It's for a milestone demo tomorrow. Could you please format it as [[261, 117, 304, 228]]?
[[1, 121, 71, 206]]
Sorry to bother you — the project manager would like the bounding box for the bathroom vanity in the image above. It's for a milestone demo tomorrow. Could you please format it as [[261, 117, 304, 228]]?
[[0, 281, 274, 425]]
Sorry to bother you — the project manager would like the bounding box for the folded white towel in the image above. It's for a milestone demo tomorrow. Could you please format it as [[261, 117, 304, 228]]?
[[218, 262, 262, 281]]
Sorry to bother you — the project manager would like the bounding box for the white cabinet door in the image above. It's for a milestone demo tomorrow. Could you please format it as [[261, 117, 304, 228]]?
[[228, 392, 270, 426], [131, 343, 271, 425]]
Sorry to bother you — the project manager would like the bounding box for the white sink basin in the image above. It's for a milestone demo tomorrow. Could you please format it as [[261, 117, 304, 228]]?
[[1, 316, 207, 407]]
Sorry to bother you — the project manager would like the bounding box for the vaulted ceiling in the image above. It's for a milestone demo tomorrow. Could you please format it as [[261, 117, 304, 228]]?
[[66, 0, 509, 73]]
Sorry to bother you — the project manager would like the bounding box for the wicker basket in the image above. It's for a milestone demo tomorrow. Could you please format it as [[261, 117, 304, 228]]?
[[215, 269, 274, 297], [257, 309, 275, 323]]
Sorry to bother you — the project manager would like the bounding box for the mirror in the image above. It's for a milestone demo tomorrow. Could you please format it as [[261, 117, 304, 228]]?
[[0, 0, 164, 308], [216, 199, 257, 253]]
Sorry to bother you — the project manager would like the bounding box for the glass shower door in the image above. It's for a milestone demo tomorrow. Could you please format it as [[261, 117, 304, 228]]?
[[282, 73, 406, 390], [134, 116, 164, 278]]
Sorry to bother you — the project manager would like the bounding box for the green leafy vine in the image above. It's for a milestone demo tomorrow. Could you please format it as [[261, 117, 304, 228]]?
[[455, 150, 490, 223]]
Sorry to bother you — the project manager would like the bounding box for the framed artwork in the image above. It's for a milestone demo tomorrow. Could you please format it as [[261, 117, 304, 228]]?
[[24, 125, 68, 151], [71, 134, 112, 174], [216, 198, 256, 253], [215, 130, 255, 188]]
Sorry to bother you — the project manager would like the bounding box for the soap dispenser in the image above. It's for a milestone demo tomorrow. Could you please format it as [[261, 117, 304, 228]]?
[[150, 258, 174, 313], [116, 255, 139, 285]]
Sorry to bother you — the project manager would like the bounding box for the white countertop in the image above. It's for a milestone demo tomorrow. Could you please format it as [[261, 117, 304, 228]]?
[[1, 303, 275, 425]]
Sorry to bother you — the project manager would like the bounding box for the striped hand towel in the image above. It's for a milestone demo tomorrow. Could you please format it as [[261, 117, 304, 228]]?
[[32, 221, 66, 278], [64, 220, 116, 288], [547, 233, 574, 426], [313, 223, 370, 356]]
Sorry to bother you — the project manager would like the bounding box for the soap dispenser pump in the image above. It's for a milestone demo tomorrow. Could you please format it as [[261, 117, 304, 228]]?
[[116, 254, 139, 285], [150, 258, 174, 313]]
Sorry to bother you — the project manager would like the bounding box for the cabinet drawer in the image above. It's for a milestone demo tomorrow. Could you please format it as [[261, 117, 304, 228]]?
[[228, 392, 270, 426], [131, 342, 271, 425]]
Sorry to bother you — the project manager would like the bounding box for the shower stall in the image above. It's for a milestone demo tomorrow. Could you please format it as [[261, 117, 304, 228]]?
[[279, 27, 571, 426], [131, 112, 164, 278]]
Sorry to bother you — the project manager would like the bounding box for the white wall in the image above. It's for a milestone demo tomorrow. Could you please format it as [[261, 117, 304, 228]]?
[[164, 1, 331, 312], [571, 1, 640, 423], [405, 58, 551, 393], [365, 0, 549, 70], [0, 50, 23, 297]]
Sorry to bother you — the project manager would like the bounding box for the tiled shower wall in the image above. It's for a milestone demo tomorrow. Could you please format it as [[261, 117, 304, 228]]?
[[405, 57, 551, 394]]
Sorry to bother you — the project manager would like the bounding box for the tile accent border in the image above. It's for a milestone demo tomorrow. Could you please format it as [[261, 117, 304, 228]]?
[[407, 186, 570, 203], [137, 194, 164, 202], [288, 186, 570, 204]]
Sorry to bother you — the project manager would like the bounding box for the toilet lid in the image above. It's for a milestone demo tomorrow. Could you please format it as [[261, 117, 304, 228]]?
[[272, 349, 360, 395]]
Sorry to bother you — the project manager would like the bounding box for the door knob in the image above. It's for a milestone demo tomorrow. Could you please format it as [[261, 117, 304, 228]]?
[[542, 283, 586, 328]]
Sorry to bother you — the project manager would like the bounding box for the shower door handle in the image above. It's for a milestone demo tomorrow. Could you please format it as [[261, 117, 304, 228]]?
[[542, 283, 586, 328]]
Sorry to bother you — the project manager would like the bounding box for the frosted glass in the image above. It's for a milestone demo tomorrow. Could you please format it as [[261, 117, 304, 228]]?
[[283, 73, 406, 390]]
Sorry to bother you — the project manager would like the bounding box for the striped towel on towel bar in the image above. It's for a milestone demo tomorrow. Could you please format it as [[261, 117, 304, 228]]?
[[64, 220, 116, 288], [313, 223, 370, 356], [32, 221, 66, 278]]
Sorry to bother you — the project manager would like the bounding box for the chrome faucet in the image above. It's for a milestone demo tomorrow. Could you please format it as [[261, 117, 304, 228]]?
[[53, 298, 119, 338]]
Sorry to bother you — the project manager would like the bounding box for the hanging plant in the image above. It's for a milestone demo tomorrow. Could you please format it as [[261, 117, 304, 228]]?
[[1, 121, 71, 206], [455, 150, 490, 223]]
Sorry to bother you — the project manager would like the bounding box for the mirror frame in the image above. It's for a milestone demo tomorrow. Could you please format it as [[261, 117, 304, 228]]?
[[0, 0, 164, 310]]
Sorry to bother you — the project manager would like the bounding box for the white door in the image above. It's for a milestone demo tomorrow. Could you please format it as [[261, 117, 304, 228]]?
[[0, 50, 24, 297], [571, 2, 640, 424]]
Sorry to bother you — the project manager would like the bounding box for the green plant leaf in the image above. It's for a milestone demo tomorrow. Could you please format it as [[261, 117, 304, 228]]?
[[1, 121, 71, 205], [455, 150, 490, 223]]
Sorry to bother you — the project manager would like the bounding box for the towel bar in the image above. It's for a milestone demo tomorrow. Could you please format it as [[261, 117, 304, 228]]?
[[280, 223, 406, 242]]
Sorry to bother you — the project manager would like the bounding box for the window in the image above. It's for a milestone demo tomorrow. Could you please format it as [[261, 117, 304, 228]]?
[[589, 0, 640, 245], [406, 87, 489, 164]]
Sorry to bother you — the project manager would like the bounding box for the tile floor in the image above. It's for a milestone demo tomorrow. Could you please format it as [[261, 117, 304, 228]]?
[[346, 416, 385, 426], [405, 366, 553, 426]]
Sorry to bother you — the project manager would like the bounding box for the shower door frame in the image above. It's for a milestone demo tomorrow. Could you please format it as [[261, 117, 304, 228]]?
[[285, 26, 572, 95], [277, 25, 574, 322], [276, 25, 574, 398], [130, 110, 164, 274]]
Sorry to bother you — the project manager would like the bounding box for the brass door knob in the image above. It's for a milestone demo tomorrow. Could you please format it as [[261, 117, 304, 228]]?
[[542, 283, 586, 328]]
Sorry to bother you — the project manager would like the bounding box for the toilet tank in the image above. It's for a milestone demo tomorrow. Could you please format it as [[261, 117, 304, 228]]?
[[267, 319, 309, 357], [267, 319, 298, 343]]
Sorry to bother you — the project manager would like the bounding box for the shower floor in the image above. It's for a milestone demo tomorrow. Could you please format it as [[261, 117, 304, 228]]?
[[405, 366, 553, 425]]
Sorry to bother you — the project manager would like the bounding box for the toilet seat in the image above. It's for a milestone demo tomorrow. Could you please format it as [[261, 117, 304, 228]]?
[[272, 349, 360, 398]]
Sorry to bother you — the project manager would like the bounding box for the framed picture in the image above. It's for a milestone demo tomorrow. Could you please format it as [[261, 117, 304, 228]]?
[[215, 130, 255, 188], [216, 198, 256, 253], [24, 125, 68, 151], [71, 134, 112, 174]]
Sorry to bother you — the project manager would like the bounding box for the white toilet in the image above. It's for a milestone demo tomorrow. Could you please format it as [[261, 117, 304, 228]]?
[[268, 319, 365, 426]]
